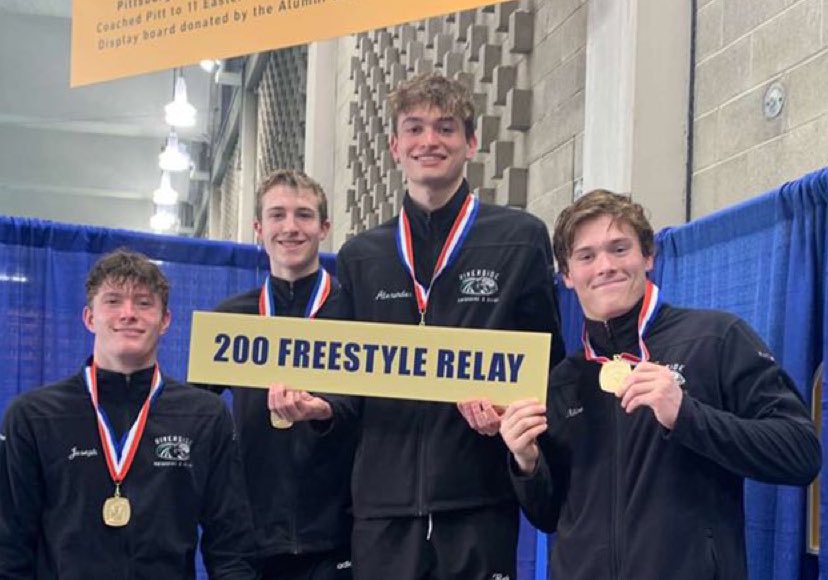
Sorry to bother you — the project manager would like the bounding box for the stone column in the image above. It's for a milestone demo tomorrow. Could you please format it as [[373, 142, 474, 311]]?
[[582, 0, 691, 229], [237, 87, 258, 244], [305, 39, 339, 252]]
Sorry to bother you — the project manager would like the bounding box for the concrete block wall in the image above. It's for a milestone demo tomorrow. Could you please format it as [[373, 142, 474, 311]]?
[[215, 0, 828, 246], [328, 0, 587, 248], [524, 0, 586, 228], [692, 0, 828, 216], [257, 47, 308, 181]]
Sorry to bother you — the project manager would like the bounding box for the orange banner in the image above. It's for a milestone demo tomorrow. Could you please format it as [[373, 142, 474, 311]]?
[[71, 0, 512, 86]]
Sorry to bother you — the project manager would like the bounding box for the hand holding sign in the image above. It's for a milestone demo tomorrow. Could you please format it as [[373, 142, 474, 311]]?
[[267, 384, 333, 423], [499, 399, 547, 474], [457, 400, 505, 436]]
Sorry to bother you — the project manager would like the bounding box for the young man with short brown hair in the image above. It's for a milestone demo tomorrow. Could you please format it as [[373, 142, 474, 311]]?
[[273, 73, 566, 579], [0, 249, 258, 579], [502, 189, 820, 580], [206, 169, 355, 580]]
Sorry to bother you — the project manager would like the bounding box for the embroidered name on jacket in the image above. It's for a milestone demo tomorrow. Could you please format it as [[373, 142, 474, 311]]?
[[458, 269, 500, 303], [375, 289, 413, 301], [68, 446, 99, 460], [154, 435, 193, 467]]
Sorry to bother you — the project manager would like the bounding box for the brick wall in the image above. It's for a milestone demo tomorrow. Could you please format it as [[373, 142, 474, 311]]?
[[692, 0, 828, 216]]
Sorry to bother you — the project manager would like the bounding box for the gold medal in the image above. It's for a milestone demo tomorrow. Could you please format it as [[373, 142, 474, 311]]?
[[85, 363, 162, 531], [102, 484, 131, 527], [599, 356, 632, 393], [270, 411, 293, 429]]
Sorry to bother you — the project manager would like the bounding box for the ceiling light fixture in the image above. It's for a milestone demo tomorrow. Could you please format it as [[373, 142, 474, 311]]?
[[150, 206, 177, 232], [165, 73, 197, 128], [158, 130, 190, 172], [152, 171, 179, 205], [199, 59, 220, 73]]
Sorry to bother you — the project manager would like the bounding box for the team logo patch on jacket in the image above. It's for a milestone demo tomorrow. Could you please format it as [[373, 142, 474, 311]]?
[[458, 269, 500, 303], [154, 435, 193, 467]]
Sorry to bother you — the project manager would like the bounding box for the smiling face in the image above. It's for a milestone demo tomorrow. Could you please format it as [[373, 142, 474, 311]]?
[[563, 214, 654, 321], [254, 184, 330, 281], [83, 279, 171, 374], [389, 105, 478, 210]]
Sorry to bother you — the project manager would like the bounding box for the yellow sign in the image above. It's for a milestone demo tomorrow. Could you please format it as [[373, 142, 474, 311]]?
[[187, 312, 551, 405], [71, 0, 513, 86]]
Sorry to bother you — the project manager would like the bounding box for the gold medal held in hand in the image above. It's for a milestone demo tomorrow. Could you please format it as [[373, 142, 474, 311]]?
[[599, 356, 632, 394], [103, 484, 131, 527], [270, 411, 293, 429]]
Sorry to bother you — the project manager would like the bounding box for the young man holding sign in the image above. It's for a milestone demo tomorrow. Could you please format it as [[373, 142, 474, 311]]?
[[501, 190, 821, 579], [0, 250, 257, 579], [206, 169, 356, 580], [272, 74, 566, 579]]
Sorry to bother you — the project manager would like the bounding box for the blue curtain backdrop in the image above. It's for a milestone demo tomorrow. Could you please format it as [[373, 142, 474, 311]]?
[[0, 217, 337, 405], [0, 216, 335, 579], [654, 169, 827, 580], [1, 166, 826, 580], [546, 166, 827, 580]]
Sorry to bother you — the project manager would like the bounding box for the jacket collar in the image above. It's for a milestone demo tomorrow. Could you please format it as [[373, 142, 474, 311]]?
[[402, 179, 470, 241], [584, 296, 646, 356], [269, 270, 321, 305], [83, 357, 156, 401]]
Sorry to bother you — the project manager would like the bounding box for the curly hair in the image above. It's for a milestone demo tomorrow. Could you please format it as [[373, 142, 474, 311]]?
[[388, 73, 476, 139], [85, 249, 170, 310]]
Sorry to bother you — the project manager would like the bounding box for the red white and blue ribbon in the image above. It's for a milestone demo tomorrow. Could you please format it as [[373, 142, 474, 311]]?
[[258, 268, 332, 319], [84, 362, 164, 484], [582, 279, 662, 364], [395, 194, 479, 322]]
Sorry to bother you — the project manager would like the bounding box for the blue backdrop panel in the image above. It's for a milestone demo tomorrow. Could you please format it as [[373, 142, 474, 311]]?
[[654, 168, 827, 580], [0, 216, 337, 398], [0, 216, 336, 579], [1, 164, 826, 580]]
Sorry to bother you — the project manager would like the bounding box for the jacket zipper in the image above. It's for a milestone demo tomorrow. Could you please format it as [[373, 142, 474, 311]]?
[[606, 319, 622, 579], [289, 291, 301, 553], [416, 407, 426, 515], [611, 406, 622, 579], [290, 433, 300, 554], [415, 212, 433, 516]]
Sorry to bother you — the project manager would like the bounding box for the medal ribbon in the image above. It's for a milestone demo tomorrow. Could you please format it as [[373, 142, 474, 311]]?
[[395, 193, 479, 319], [258, 268, 332, 319], [84, 362, 164, 485], [582, 280, 661, 365]]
